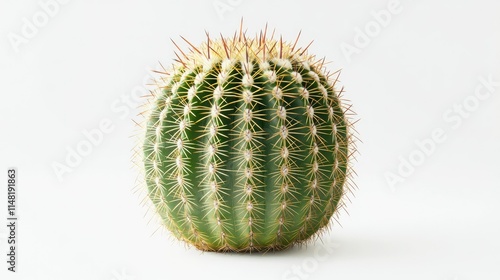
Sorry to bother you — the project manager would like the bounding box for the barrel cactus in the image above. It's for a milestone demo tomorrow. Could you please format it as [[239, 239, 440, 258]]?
[[137, 25, 356, 252]]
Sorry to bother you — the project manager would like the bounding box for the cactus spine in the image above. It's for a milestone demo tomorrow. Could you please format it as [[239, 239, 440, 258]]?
[[138, 26, 356, 252]]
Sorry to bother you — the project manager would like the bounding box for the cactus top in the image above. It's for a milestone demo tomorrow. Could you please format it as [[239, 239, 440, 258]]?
[[166, 33, 321, 83]]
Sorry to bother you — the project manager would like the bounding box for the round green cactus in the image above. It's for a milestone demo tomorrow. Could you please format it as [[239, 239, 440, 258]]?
[[138, 26, 356, 252]]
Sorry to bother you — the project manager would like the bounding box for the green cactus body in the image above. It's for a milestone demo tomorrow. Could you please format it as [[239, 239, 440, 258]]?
[[140, 28, 355, 252]]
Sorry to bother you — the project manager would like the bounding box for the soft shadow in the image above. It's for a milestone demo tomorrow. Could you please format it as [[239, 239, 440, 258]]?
[[195, 232, 435, 260]]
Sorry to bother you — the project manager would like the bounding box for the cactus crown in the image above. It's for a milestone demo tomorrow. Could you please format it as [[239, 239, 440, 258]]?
[[135, 25, 357, 252]]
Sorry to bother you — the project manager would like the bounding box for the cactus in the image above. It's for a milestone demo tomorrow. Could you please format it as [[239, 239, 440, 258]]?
[[136, 25, 357, 252]]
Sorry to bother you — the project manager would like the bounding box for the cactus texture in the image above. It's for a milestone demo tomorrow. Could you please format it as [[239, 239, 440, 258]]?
[[137, 25, 356, 252]]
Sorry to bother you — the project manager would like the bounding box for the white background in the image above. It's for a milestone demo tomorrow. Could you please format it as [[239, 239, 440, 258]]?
[[1, 0, 499, 279]]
